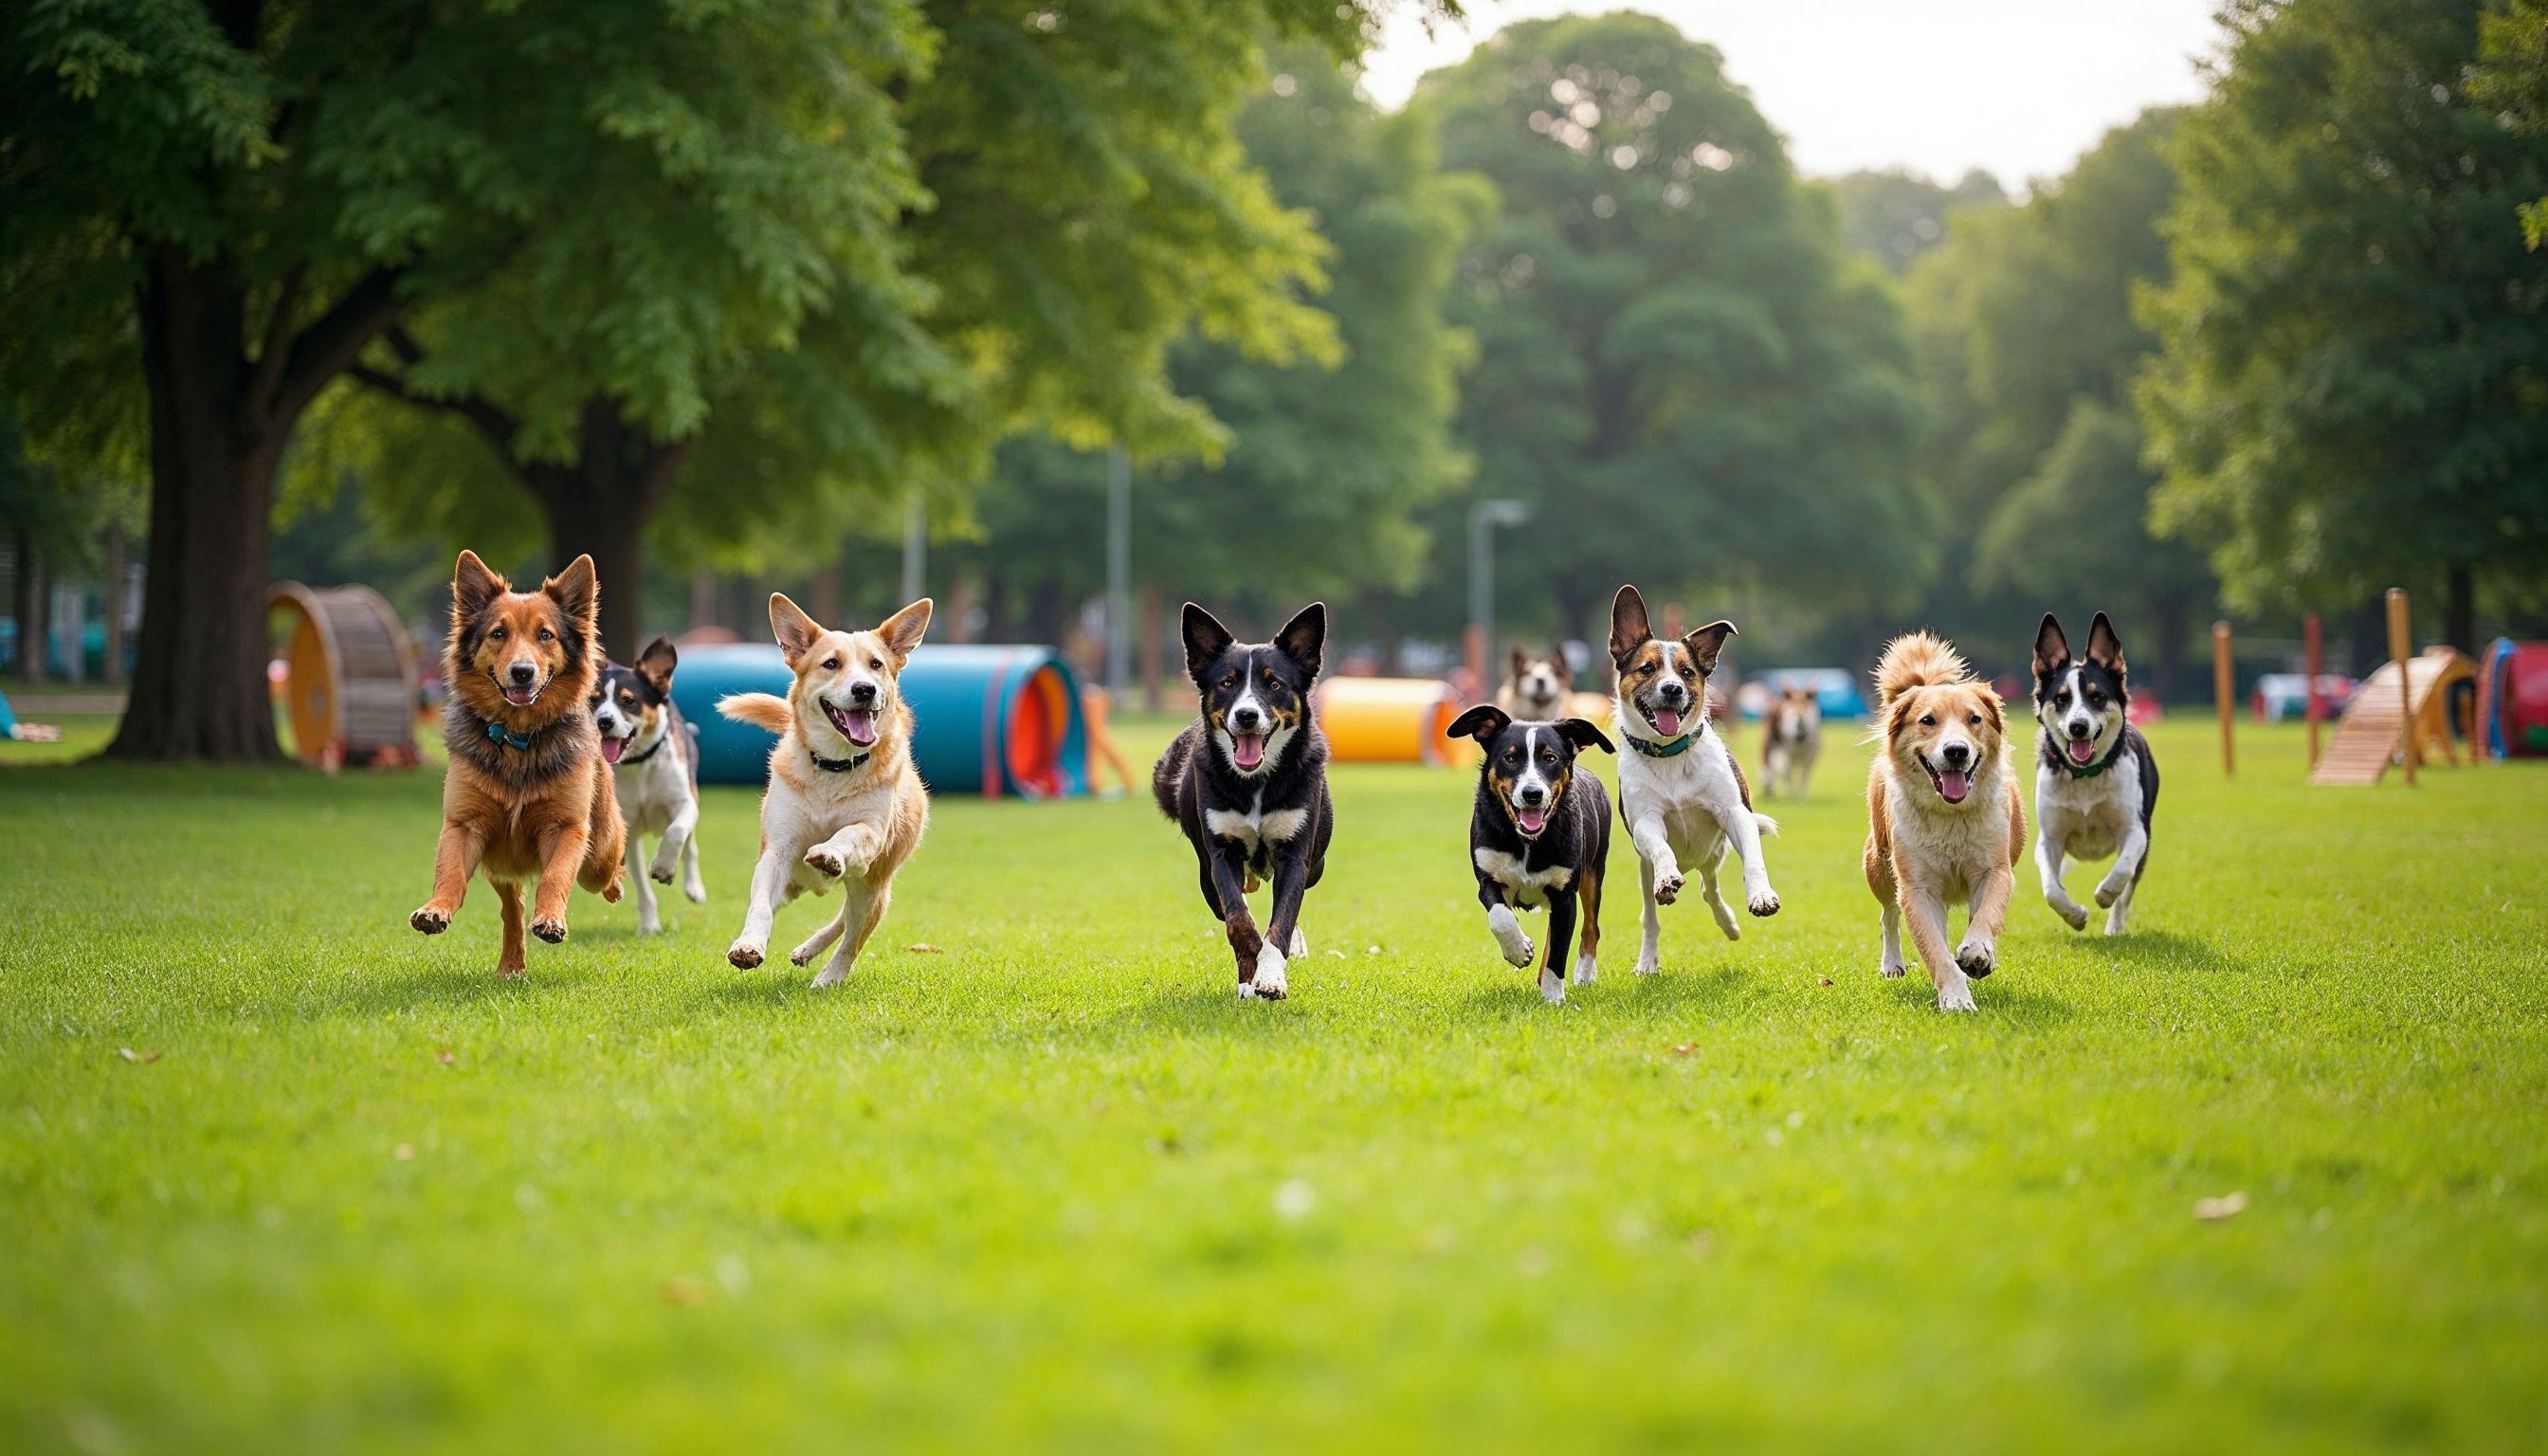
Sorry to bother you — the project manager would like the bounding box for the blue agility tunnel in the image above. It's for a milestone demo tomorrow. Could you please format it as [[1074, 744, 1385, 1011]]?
[[673, 644, 1089, 798]]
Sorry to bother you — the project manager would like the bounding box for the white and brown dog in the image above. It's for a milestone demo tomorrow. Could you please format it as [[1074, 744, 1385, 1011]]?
[[1759, 684, 1823, 800], [1607, 585, 1779, 979], [590, 636, 704, 934], [719, 593, 933, 988], [1496, 645, 1572, 723], [1862, 631, 2024, 1011]]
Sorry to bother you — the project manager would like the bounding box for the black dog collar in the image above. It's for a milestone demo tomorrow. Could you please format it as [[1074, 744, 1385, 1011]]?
[[618, 731, 666, 766], [810, 748, 870, 774]]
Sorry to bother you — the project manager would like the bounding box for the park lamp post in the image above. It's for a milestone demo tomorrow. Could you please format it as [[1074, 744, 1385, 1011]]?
[[1466, 497, 1531, 691]]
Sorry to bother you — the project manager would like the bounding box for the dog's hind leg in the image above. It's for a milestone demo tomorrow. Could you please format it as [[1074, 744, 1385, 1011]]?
[[626, 831, 661, 935], [2037, 827, 2089, 931], [2103, 874, 2137, 937], [810, 884, 876, 990], [495, 881, 528, 978], [681, 828, 705, 903], [1632, 858, 1664, 976], [1573, 867, 1602, 985], [792, 897, 853, 969], [1699, 852, 1740, 942]]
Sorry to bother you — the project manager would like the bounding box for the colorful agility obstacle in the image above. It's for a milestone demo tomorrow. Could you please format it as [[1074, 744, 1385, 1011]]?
[[267, 581, 422, 769], [2309, 646, 2475, 786], [1316, 677, 1469, 766], [2479, 639, 2548, 759], [675, 644, 1088, 798]]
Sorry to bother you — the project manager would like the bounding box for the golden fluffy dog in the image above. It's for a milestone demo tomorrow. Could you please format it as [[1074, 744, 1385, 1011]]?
[[719, 593, 933, 988], [1863, 631, 2024, 1011], [410, 551, 627, 976]]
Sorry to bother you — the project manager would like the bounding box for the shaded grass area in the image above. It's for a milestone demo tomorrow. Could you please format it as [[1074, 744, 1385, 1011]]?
[[3, 720, 2544, 1452]]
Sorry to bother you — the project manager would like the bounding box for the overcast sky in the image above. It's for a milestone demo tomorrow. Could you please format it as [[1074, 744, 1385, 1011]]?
[[1360, 1, 2227, 187]]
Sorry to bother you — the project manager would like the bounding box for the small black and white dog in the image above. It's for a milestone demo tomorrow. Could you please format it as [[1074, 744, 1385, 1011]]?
[[1448, 705, 1614, 1004], [1152, 602, 1335, 1001], [590, 635, 703, 933], [2030, 612, 2158, 935]]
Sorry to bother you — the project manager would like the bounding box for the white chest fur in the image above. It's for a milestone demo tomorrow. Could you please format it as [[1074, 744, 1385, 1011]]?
[[2036, 748, 2139, 862], [1206, 798, 1308, 858], [1615, 725, 1743, 857], [612, 732, 691, 834], [1474, 846, 1574, 909]]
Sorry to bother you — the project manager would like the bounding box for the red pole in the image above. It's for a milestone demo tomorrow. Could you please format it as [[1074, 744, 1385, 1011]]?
[[2303, 611, 2323, 769]]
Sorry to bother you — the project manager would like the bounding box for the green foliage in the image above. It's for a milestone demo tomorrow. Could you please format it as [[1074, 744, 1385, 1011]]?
[[2475, 0, 2548, 246], [1830, 167, 2009, 274], [1413, 13, 1928, 640], [2139, 0, 2548, 616]]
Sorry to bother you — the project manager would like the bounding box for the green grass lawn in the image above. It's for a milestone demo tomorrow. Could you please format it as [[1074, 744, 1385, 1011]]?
[[4, 716, 2544, 1453]]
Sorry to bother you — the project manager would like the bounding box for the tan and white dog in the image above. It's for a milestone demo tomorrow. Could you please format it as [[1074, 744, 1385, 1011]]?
[[1862, 631, 2025, 1012], [1759, 684, 1822, 799], [1607, 585, 1780, 980], [719, 593, 933, 988]]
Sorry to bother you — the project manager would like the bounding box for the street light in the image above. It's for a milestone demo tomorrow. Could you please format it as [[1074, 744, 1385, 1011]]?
[[1467, 497, 1531, 690]]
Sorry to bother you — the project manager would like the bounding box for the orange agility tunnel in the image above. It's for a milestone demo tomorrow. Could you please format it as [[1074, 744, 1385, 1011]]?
[[1316, 677, 1470, 766]]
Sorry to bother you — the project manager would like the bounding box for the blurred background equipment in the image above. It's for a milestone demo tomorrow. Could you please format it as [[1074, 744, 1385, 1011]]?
[[1316, 678, 1469, 767], [265, 582, 422, 771], [676, 645, 1087, 799], [2479, 639, 2548, 760]]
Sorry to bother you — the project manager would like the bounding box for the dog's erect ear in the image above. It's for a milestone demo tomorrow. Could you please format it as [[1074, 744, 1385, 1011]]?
[[543, 555, 599, 632], [1275, 602, 1327, 681], [452, 550, 506, 622], [877, 598, 933, 664], [1182, 603, 1235, 683], [1509, 646, 1530, 680], [1684, 620, 1737, 675], [2085, 611, 2126, 681], [635, 635, 678, 698], [1608, 584, 1651, 665], [2034, 613, 2071, 679], [1556, 717, 1615, 755], [769, 592, 823, 663], [1447, 703, 1511, 743]]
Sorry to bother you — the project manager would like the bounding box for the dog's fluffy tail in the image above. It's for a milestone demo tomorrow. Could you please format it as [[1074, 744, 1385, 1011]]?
[[1151, 724, 1195, 820], [1753, 812, 1780, 838], [717, 692, 792, 735], [1872, 631, 1971, 707]]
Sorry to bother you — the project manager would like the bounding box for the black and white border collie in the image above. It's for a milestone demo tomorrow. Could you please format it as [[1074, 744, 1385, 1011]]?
[[1449, 705, 1613, 1004], [1152, 602, 1335, 1001], [590, 636, 704, 933], [2030, 612, 2158, 935]]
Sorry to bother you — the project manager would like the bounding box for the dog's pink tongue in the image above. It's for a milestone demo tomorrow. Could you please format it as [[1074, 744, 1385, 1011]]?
[[1937, 768, 1972, 803], [1655, 707, 1684, 737], [2068, 737, 2095, 764], [1232, 733, 1265, 770], [601, 737, 626, 764], [1517, 806, 1549, 834], [841, 708, 877, 747]]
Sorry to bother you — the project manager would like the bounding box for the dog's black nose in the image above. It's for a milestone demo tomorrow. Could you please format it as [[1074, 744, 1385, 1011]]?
[[509, 663, 536, 684], [848, 681, 878, 704], [2067, 721, 2092, 739], [1657, 681, 1687, 703], [1232, 705, 1263, 729], [1518, 785, 1546, 806], [1941, 742, 1972, 767]]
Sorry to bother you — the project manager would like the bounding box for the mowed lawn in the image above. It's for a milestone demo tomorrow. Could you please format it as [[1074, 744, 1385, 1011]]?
[[3, 713, 2544, 1453]]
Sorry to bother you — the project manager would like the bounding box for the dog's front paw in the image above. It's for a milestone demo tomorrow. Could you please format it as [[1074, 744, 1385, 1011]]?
[[410, 904, 451, 935], [810, 962, 848, 990], [683, 881, 706, 904], [649, 858, 678, 886], [1632, 949, 1661, 977], [1747, 887, 1780, 918], [2052, 895, 2089, 931], [1881, 958, 1907, 979], [1538, 968, 1567, 1005], [599, 874, 624, 905], [1937, 978, 1978, 1012], [803, 846, 846, 880], [1487, 905, 1534, 968], [1651, 866, 1685, 905], [728, 941, 766, 970], [1956, 938, 1996, 978], [2095, 872, 2130, 909], [530, 917, 568, 944], [1247, 944, 1289, 1001]]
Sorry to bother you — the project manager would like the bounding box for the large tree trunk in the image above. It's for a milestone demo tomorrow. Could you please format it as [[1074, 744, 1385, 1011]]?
[[101, 521, 128, 686], [13, 535, 45, 687], [524, 403, 687, 663], [2444, 563, 2475, 653]]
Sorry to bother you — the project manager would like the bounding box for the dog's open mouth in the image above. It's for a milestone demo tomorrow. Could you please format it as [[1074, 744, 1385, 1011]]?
[[1650, 703, 1685, 737], [1924, 758, 1973, 804], [825, 701, 879, 748], [1514, 804, 1550, 837], [2066, 736, 2097, 765], [1229, 732, 1266, 771], [498, 677, 542, 708]]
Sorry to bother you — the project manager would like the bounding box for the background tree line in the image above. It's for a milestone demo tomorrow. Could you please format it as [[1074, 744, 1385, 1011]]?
[[7, 0, 2546, 758]]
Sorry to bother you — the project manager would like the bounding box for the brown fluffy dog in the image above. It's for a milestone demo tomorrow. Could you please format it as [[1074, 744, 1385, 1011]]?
[[1863, 631, 2023, 1012], [719, 593, 933, 988], [410, 551, 626, 975]]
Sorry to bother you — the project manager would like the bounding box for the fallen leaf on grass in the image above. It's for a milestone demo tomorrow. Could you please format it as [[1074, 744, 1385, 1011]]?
[[907, 943, 942, 954], [2194, 1192, 2248, 1222], [1818, 977, 1834, 987], [1665, 1043, 1698, 1057], [117, 1047, 160, 1064], [661, 1277, 711, 1305], [436, 1048, 456, 1065]]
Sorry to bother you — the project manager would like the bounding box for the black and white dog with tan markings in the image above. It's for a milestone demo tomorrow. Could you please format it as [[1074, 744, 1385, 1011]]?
[[2030, 612, 2158, 936], [589, 635, 703, 933], [1448, 704, 1613, 1004], [1608, 585, 1780, 976], [1153, 602, 1335, 1001]]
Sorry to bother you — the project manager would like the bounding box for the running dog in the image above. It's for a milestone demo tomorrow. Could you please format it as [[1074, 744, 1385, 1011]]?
[[1759, 684, 1823, 799], [1863, 631, 2024, 1012], [591, 636, 704, 934], [1496, 645, 1573, 723], [719, 593, 933, 988], [410, 551, 626, 975], [2030, 612, 2158, 935], [1607, 584, 1780, 977], [1152, 602, 1335, 1001], [1449, 704, 1613, 1004]]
